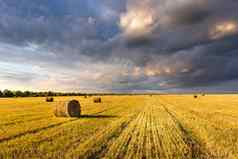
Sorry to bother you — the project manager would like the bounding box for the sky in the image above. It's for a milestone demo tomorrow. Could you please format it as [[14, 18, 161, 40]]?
[[0, 0, 238, 93]]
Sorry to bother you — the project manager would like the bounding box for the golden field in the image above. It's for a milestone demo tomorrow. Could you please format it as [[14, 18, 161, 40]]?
[[0, 95, 238, 159]]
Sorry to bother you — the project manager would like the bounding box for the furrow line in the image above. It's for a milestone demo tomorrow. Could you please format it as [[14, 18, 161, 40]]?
[[0, 119, 78, 143], [105, 109, 145, 159], [65, 114, 136, 159]]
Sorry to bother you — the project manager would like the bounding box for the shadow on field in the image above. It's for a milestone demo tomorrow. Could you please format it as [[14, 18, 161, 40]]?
[[79, 115, 118, 119]]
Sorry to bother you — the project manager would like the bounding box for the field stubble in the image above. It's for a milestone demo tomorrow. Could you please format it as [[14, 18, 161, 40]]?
[[0, 95, 237, 159]]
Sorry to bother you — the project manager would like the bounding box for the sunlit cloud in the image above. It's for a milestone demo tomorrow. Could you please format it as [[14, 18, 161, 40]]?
[[144, 67, 161, 77], [132, 67, 142, 77], [210, 21, 238, 40], [119, 1, 157, 39]]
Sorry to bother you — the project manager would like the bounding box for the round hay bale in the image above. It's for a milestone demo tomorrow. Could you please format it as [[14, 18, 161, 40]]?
[[54, 100, 81, 117], [194, 95, 198, 99], [93, 97, 102, 103], [46, 97, 54, 102]]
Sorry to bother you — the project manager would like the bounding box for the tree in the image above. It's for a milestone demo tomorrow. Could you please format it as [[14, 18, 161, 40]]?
[[47, 91, 54, 96], [15, 90, 24, 97], [0, 90, 3, 97], [3, 89, 14, 97], [23, 91, 31, 97]]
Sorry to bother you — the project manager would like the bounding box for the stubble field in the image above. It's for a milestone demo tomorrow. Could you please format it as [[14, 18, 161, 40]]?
[[0, 95, 238, 159]]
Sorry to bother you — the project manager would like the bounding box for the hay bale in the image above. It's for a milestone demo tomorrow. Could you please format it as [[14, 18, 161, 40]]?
[[54, 100, 81, 117], [46, 97, 54, 102], [93, 97, 102, 103], [194, 95, 198, 99]]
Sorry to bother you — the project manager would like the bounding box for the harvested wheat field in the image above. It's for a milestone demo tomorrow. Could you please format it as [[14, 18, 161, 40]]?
[[0, 95, 238, 159]]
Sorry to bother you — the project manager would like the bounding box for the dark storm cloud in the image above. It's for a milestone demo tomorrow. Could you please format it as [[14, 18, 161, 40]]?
[[0, 0, 125, 48], [164, 1, 211, 26], [177, 37, 238, 87], [170, 6, 210, 26], [0, 0, 238, 92]]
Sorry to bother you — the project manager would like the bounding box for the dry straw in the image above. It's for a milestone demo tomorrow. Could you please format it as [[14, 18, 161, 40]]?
[[54, 100, 81, 117], [46, 97, 54, 102], [93, 97, 102, 103]]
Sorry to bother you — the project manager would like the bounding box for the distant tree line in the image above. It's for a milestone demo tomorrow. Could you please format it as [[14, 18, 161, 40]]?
[[0, 89, 166, 98], [0, 90, 87, 98]]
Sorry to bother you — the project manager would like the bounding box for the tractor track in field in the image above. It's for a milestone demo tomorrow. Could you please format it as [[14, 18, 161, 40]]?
[[159, 97, 238, 123], [162, 104, 206, 158], [2, 96, 234, 158], [63, 104, 144, 158], [104, 110, 146, 159], [102, 97, 215, 159], [103, 99, 161, 159], [2, 97, 214, 159], [65, 112, 140, 159], [159, 97, 216, 159], [0, 115, 53, 127], [5, 104, 141, 159], [0, 104, 123, 145], [0, 112, 49, 122], [0, 119, 79, 143]]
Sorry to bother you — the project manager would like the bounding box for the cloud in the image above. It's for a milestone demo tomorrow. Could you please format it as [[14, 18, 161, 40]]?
[[210, 21, 238, 40], [0, 0, 238, 92], [119, 0, 157, 40], [158, 0, 210, 26]]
